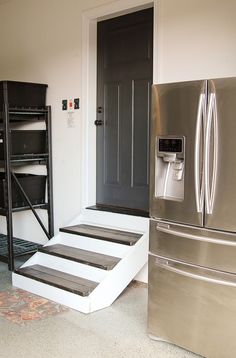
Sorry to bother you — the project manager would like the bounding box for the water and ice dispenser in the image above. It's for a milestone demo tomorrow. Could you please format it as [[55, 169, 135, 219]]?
[[155, 136, 185, 201]]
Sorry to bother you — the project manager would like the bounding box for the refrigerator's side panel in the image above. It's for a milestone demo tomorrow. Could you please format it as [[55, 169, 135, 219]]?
[[205, 77, 236, 232], [150, 81, 206, 226], [148, 255, 236, 358]]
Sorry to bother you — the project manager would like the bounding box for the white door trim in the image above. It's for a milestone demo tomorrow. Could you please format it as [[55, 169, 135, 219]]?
[[81, 0, 160, 209]]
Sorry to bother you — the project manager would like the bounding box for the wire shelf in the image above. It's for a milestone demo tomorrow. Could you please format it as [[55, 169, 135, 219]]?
[[0, 234, 41, 261]]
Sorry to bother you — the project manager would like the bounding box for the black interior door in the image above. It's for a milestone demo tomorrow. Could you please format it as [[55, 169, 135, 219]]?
[[96, 8, 153, 213]]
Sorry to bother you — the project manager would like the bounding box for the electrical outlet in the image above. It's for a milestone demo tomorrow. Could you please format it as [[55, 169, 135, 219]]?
[[62, 99, 67, 111], [74, 98, 80, 109]]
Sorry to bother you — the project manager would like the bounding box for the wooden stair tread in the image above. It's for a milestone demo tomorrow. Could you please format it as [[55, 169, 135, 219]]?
[[15, 265, 98, 296], [38, 244, 120, 270], [60, 224, 142, 246]]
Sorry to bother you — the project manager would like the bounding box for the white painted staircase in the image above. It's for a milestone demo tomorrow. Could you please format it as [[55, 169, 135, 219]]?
[[12, 209, 149, 313]]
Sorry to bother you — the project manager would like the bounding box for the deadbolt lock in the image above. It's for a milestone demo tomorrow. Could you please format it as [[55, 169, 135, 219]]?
[[94, 119, 103, 126]]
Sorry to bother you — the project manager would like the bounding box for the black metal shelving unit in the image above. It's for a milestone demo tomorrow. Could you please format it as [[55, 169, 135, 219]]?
[[0, 81, 54, 271]]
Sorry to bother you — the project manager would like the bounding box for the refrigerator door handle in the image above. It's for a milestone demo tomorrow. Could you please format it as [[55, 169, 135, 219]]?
[[156, 224, 236, 246], [194, 93, 206, 213], [152, 254, 236, 287], [205, 92, 218, 214]]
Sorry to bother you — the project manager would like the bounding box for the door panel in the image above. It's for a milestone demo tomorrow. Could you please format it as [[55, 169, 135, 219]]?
[[150, 219, 236, 273], [148, 255, 236, 358], [150, 80, 206, 226], [205, 78, 236, 232], [132, 79, 151, 187], [105, 22, 151, 66], [104, 82, 121, 185], [96, 8, 153, 212]]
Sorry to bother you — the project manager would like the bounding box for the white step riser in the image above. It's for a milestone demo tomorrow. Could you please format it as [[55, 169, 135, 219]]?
[[89, 233, 148, 312], [12, 273, 91, 313], [34, 252, 108, 283], [59, 233, 130, 258], [80, 209, 149, 232]]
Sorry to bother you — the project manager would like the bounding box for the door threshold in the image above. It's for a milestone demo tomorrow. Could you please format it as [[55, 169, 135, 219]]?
[[86, 205, 149, 218]]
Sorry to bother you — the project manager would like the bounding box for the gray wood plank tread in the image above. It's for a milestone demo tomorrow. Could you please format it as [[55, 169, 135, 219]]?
[[15, 265, 98, 296], [38, 244, 120, 270], [59, 224, 142, 246]]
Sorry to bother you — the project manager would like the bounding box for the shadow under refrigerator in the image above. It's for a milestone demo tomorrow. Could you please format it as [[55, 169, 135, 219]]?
[[148, 78, 236, 358]]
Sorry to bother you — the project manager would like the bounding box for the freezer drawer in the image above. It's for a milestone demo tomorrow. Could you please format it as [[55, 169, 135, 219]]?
[[150, 219, 236, 274], [148, 254, 236, 358]]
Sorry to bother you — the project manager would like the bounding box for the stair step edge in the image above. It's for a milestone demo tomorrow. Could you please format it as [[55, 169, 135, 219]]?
[[59, 224, 142, 246], [15, 264, 99, 297]]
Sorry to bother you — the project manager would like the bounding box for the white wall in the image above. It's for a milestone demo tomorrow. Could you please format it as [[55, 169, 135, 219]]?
[[157, 0, 236, 83], [0, 0, 113, 242], [0, 0, 235, 243]]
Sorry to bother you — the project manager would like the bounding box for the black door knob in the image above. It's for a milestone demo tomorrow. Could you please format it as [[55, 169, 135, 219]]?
[[94, 119, 103, 126]]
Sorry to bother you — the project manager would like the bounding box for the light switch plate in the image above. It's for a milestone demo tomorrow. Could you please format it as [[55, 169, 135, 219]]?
[[74, 98, 80, 109], [62, 99, 67, 111]]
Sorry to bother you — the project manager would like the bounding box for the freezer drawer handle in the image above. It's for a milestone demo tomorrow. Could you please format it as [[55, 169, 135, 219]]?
[[194, 91, 206, 213], [154, 255, 236, 287], [156, 224, 236, 246]]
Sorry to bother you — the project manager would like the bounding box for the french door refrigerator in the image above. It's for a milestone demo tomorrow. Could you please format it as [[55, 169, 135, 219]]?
[[148, 78, 236, 358]]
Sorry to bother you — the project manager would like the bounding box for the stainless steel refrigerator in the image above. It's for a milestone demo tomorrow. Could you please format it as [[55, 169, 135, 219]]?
[[148, 78, 236, 358]]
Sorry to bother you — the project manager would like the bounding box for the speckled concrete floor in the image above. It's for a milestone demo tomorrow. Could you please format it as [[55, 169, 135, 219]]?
[[0, 262, 202, 358]]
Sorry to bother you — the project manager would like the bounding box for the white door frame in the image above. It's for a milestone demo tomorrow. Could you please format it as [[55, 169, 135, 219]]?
[[81, 0, 160, 209]]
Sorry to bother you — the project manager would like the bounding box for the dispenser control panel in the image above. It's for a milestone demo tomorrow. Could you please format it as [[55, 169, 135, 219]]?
[[158, 138, 183, 153], [157, 136, 185, 158]]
